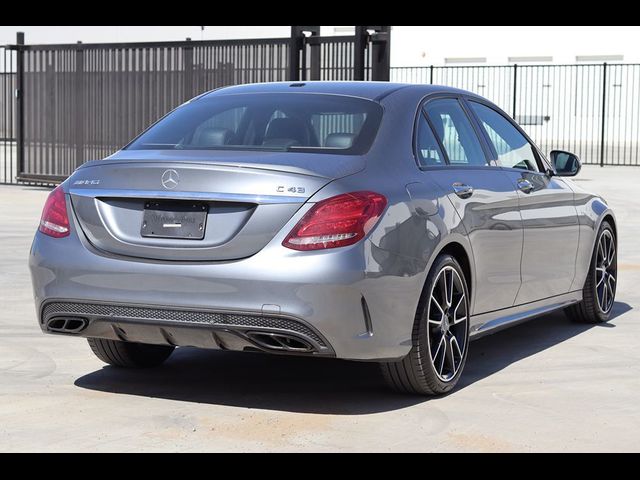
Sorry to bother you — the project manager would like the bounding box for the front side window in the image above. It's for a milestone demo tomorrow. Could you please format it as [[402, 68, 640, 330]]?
[[424, 99, 487, 167], [469, 101, 540, 172], [127, 93, 383, 155]]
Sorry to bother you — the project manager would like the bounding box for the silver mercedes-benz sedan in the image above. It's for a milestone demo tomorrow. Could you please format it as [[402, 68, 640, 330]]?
[[29, 82, 617, 395]]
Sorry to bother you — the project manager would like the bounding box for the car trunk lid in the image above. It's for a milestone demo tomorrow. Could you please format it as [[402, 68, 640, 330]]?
[[68, 151, 362, 261]]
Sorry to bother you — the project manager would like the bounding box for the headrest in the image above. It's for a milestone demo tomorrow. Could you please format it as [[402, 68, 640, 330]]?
[[194, 127, 234, 147], [325, 133, 356, 149], [264, 118, 307, 144]]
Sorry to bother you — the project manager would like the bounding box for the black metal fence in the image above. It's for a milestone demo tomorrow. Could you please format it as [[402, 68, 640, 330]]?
[[392, 64, 640, 166], [6, 31, 640, 185], [1, 27, 390, 185], [16, 38, 295, 184]]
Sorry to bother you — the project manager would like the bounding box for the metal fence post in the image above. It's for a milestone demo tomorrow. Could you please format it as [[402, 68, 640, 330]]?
[[512, 64, 518, 119], [184, 38, 194, 98], [290, 26, 319, 82], [309, 37, 321, 81], [75, 42, 85, 168], [15, 32, 24, 176], [370, 26, 391, 82], [430, 65, 434, 84], [354, 26, 367, 81], [600, 62, 608, 168]]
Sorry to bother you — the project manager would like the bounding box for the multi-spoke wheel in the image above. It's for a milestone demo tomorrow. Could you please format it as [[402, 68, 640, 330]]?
[[595, 229, 616, 314], [381, 254, 470, 396], [566, 221, 617, 323], [427, 266, 468, 382]]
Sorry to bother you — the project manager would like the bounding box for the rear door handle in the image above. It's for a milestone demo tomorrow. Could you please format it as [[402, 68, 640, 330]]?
[[452, 183, 474, 199], [517, 179, 534, 194]]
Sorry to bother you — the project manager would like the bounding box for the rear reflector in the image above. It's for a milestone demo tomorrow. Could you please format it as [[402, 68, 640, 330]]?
[[39, 186, 70, 238], [283, 191, 387, 251]]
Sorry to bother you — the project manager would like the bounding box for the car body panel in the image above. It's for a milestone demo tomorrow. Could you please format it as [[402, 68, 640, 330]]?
[[500, 170, 581, 305], [427, 166, 524, 315], [68, 161, 332, 261], [566, 177, 616, 292], [29, 82, 615, 361]]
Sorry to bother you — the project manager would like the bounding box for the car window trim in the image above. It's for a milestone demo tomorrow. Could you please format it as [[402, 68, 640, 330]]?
[[462, 96, 548, 173], [125, 93, 384, 156], [413, 94, 493, 170], [417, 110, 451, 167]]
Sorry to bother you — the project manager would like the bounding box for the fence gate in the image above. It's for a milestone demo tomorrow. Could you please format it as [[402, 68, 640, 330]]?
[[0, 45, 16, 185], [3, 26, 390, 185]]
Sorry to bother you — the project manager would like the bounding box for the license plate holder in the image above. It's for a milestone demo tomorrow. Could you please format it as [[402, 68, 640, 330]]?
[[141, 201, 208, 240]]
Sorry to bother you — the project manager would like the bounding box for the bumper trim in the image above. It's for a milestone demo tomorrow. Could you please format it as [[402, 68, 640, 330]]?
[[41, 300, 333, 354]]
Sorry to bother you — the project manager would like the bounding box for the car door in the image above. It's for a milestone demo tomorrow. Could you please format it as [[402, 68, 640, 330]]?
[[417, 97, 524, 315], [466, 99, 579, 305]]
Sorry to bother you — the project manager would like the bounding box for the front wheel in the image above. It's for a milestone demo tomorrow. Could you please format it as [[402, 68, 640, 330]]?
[[380, 254, 470, 396], [566, 221, 617, 323], [87, 338, 175, 368]]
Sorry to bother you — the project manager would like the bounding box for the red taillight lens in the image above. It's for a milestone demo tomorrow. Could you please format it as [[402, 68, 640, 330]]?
[[38, 186, 70, 238], [283, 191, 387, 251]]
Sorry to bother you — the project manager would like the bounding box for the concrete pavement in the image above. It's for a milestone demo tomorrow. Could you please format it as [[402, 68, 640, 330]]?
[[1, 165, 638, 452]]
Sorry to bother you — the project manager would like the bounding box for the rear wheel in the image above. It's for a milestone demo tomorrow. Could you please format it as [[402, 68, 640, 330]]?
[[87, 338, 174, 368], [566, 221, 617, 324], [380, 254, 470, 396]]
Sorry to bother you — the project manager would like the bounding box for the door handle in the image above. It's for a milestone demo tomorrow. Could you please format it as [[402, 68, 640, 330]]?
[[452, 183, 474, 199], [517, 179, 534, 194]]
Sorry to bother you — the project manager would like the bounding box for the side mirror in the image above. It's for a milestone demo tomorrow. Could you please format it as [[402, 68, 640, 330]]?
[[550, 150, 581, 177]]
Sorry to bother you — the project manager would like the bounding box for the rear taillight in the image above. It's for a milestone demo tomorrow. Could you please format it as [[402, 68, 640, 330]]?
[[39, 186, 70, 238], [283, 191, 387, 251]]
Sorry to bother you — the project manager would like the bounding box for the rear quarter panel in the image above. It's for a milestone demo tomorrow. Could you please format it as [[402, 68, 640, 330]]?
[[305, 87, 477, 349], [564, 178, 616, 291]]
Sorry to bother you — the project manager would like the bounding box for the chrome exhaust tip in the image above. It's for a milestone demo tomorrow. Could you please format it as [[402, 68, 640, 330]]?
[[246, 332, 315, 353], [46, 317, 88, 334]]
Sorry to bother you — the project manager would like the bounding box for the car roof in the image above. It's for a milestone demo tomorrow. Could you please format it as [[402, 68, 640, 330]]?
[[201, 81, 474, 102]]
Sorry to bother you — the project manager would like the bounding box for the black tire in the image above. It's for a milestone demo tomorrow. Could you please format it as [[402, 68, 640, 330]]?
[[380, 254, 470, 396], [566, 221, 617, 324], [87, 338, 174, 368]]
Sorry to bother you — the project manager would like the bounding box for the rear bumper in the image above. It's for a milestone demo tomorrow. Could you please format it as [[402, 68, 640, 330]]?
[[29, 227, 425, 361], [41, 300, 334, 356]]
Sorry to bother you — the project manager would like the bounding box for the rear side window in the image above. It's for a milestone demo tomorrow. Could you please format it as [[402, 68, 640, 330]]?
[[424, 99, 488, 167], [127, 93, 383, 155], [469, 101, 540, 172], [416, 115, 445, 166]]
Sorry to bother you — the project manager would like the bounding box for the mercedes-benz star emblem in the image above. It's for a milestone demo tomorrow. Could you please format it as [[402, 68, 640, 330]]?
[[161, 169, 179, 190]]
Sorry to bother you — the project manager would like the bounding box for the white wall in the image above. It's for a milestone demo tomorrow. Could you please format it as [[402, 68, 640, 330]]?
[[2, 26, 639, 66], [391, 26, 640, 66], [0, 26, 291, 45]]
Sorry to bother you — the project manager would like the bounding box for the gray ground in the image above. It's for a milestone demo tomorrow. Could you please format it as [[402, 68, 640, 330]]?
[[0, 165, 638, 452]]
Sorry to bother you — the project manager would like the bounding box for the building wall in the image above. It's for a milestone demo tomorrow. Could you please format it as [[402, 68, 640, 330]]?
[[393, 26, 640, 66], [0, 26, 296, 45], [2, 26, 639, 66]]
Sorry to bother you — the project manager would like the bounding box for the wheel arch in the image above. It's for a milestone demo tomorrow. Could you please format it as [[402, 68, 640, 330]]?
[[592, 209, 618, 253], [601, 213, 617, 241], [438, 242, 473, 299], [423, 236, 476, 311]]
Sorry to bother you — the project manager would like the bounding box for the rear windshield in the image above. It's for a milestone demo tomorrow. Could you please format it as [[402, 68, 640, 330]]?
[[126, 93, 383, 155]]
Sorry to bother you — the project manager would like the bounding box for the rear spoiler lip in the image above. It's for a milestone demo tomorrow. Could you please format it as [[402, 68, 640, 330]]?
[[68, 188, 307, 205], [76, 159, 332, 180]]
